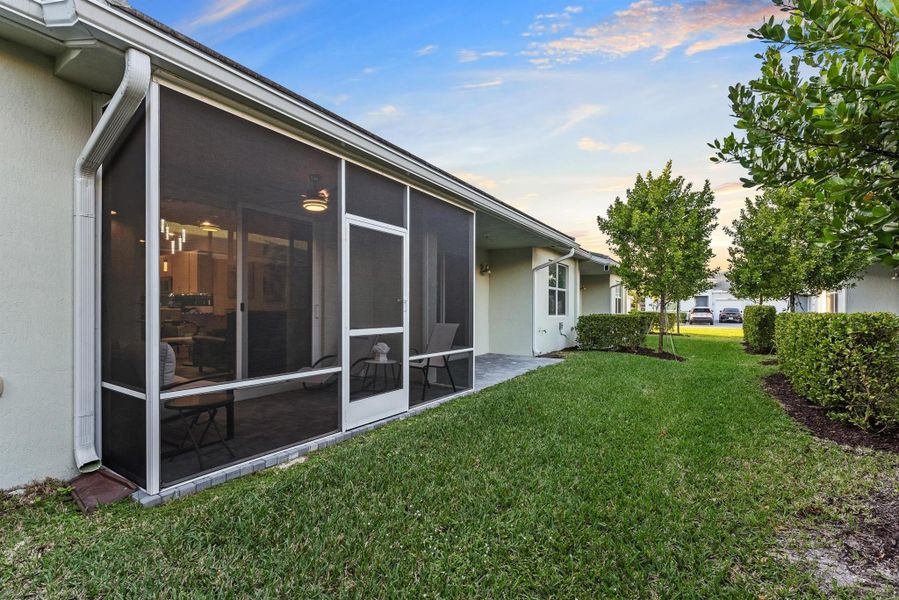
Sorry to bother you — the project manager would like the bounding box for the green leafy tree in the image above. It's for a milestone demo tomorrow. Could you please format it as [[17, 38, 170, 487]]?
[[726, 187, 869, 308], [598, 162, 719, 352], [712, 0, 899, 268]]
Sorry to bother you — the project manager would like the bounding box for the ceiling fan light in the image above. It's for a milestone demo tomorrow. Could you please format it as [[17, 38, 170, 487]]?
[[302, 189, 329, 213]]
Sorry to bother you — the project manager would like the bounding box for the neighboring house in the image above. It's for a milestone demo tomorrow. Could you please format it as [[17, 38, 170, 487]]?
[[818, 265, 899, 314], [659, 265, 899, 322], [675, 279, 798, 321], [646, 278, 808, 322], [0, 1, 621, 496]]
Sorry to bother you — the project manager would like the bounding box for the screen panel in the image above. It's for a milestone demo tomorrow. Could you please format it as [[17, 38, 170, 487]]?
[[345, 163, 405, 227], [349, 225, 404, 330], [158, 87, 341, 388], [409, 190, 473, 355], [102, 109, 147, 392], [409, 351, 472, 407]]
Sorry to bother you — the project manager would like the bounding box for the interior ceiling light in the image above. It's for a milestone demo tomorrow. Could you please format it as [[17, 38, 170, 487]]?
[[301, 174, 329, 213], [199, 220, 221, 232]]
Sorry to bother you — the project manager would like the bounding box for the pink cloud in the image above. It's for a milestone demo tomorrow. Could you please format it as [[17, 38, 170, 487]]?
[[531, 0, 777, 66]]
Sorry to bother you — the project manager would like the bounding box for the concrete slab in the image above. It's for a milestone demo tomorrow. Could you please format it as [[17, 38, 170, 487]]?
[[474, 353, 563, 391]]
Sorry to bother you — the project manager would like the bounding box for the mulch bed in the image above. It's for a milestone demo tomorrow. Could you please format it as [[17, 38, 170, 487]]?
[[743, 341, 774, 356], [762, 373, 899, 453], [620, 347, 686, 362]]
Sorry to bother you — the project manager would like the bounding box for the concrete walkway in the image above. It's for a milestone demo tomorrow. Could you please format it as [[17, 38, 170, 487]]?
[[474, 353, 563, 391]]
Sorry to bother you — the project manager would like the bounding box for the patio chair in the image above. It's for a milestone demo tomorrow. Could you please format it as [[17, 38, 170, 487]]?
[[410, 323, 459, 402], [300, 337, 380, 390]]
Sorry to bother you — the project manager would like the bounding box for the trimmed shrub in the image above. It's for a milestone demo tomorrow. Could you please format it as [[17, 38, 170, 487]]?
[[775, 312, 899, 431], [577, 314, 654, 351], [743, 305, 776, 352]]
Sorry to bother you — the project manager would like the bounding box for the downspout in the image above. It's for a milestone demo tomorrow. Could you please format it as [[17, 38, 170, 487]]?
[[73, 48, 152, 472], [531, 248, 576, 356]]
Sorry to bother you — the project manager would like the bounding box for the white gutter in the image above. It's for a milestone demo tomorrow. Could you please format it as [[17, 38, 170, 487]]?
[[531, 248, 576, 356], [73, 47, 151, 472], [532, 248, 577, 273]]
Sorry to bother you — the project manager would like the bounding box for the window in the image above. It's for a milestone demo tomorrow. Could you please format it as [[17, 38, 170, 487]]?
[[826, 290, 840, 313], [614, 284, 623, 314], [548, 263, 568, 316]]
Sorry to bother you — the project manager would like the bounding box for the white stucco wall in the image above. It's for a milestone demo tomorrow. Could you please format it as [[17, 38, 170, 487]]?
[[581, 274, 611, 315], [486, 247, 533, 356], [533, 248, 579, 354], [474, 245, 490, 355], [0, 39, 92, 488], [845, 265, 899, 314]]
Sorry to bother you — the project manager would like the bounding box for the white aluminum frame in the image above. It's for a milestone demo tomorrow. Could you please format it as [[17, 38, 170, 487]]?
[[341, 212, 410, 430], [145, 80, 162, 494]]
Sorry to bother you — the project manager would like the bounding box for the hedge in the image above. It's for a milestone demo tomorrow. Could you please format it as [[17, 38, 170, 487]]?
[[577, 314, 654, 351], [743, 305, 776, 353], [775, 312, 899, 431]]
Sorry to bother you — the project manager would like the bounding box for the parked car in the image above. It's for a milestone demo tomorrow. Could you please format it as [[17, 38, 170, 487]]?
[[718, 307, 743, 323], [688, 307, 714, 325]]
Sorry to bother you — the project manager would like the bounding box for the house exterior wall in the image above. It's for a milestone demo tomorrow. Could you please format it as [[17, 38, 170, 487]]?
[[474, 245, 490, 355], [581, 274, 611, 315], [845, 265, 899, 314], [533, 248, 579, 354], [486, 247, 533, 356], [0, 39, 92, 488]]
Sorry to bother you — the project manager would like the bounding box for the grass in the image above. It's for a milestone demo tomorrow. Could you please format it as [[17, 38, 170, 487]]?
[[2, 335, 896, 598], [678, 324, 745, 337]]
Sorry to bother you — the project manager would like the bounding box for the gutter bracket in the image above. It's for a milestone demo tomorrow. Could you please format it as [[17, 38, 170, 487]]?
[[72, 48, 152, 472]]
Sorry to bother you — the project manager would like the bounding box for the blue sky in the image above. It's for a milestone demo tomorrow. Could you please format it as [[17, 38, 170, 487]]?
[[130, 0, 779, 266]]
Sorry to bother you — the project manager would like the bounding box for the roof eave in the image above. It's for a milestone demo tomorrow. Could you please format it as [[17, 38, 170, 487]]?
[[11, 0, 581, 250]]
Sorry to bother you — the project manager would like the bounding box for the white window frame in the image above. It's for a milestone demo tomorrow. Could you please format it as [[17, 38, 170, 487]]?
[[825, 290, 841, 313], [548, 263, 568, 316], [613, 284, 623, 314]]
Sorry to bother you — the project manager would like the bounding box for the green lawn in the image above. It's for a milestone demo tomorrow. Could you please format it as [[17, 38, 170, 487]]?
[[679, 324, 744, 337], [2, 335, 895, 598]]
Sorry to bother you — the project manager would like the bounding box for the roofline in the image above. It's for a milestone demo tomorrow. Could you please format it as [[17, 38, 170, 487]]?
[[2, 0, 581, 249], [574, 248, 619, 267]]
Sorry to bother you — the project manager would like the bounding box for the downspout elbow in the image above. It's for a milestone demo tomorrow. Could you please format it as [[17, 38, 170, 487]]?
[[73, 48, 152, 473]]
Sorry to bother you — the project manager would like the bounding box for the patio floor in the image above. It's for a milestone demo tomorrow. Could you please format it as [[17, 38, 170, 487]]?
[[474, 353, 563, 391], [156, 354, 559, 487]]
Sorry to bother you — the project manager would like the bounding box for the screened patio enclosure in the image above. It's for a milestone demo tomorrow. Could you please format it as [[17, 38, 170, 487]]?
[[100, 82, 474, 493]]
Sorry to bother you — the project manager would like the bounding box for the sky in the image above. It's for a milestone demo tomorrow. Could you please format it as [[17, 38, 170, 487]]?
[[129, 0, 780, 268]]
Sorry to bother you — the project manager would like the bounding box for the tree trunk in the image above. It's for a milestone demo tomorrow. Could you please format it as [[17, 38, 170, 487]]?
[[789, 293, 796, 312], [658, 294, 666, 353], [676, 300, 681, 335]]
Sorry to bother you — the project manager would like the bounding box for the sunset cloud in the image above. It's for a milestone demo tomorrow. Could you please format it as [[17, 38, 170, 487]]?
[[578, 137, 644, 154], [530, 0, 776, 66], [454, 171, 498, 190], [190, 0, 253, 27], [551, 104, 609, 135], [524, 5, 584, 38], [458, 79, 504, 90], [457, 49, 508, 63]]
